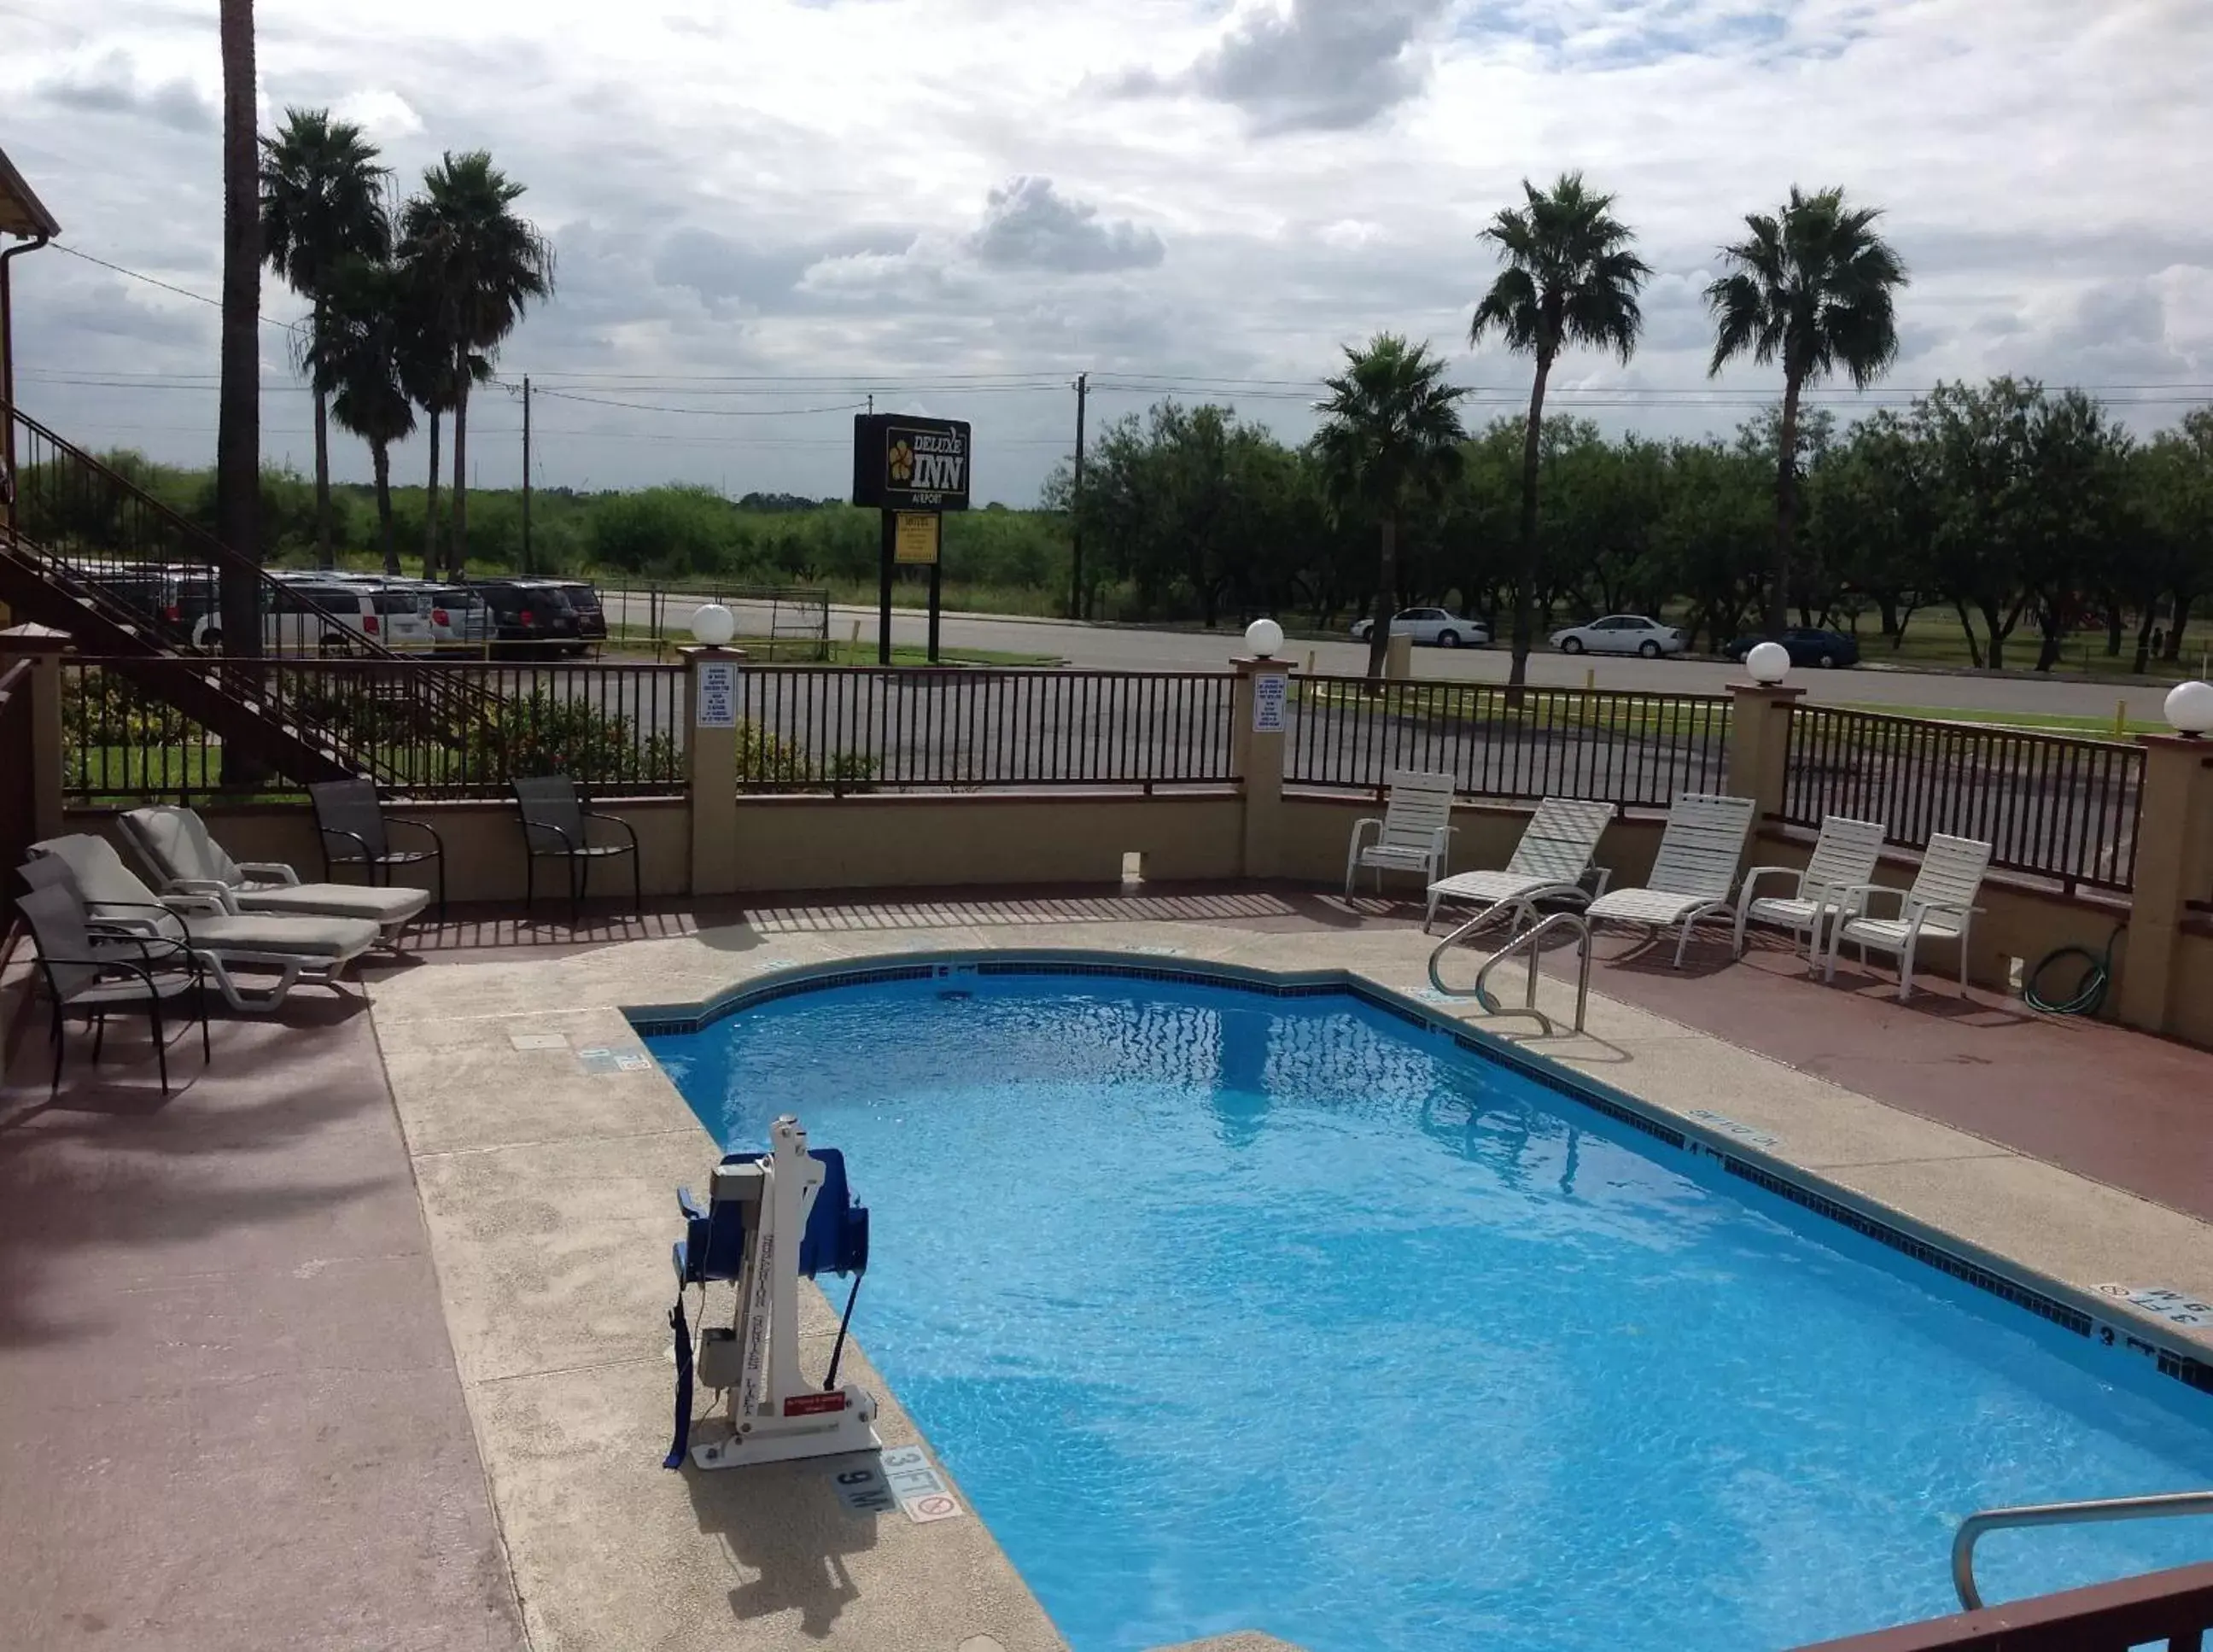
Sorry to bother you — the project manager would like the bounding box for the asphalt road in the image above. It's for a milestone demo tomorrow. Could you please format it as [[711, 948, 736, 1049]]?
[[611, 592, 2183, 722], [838, 606, 2187, 722]]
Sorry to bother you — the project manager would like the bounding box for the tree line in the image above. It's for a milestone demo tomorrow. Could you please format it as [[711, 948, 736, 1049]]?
[[1058, 386, 2213, 674]]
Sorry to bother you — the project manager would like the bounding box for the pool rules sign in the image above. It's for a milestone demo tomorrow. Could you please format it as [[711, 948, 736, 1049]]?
[[854, 413, 971, 664]]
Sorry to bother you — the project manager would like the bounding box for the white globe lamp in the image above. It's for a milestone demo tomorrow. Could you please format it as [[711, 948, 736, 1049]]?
[[2164, 680, 2213, 738], [1244, 617, 1285, 659], [690, 603, 736, 648], [1745, 640, 1792, 686]]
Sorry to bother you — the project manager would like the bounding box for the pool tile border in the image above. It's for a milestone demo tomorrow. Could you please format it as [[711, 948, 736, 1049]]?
[[629, 948, 2213, 1405]]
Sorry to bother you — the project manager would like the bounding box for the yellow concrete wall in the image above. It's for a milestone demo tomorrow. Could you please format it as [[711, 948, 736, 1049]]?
[[2170, 926, 2213, 1048], [728, 791, 1246, 891], [1278, 791, 1666, 890], [66, 798, 694, 903]]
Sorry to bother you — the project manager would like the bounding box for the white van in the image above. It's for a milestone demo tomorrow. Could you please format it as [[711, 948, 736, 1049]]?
[[193, 576, 434, 653]]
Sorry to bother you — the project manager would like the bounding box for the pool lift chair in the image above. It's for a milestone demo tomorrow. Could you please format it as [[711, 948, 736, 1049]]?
[[664, 1113, 879, 1471]]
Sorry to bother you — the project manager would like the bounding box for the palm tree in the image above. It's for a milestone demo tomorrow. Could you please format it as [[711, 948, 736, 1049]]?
[[398, 152, 552, 575], [1707, 186, 1907, 637], [1313, 334, 1469, 681], [1469, 172, 1650, 687], [214, 0, 260, 673], [260, 109, 389, 569], [309, 257, 415, 573], [397, 319, 488, 578]]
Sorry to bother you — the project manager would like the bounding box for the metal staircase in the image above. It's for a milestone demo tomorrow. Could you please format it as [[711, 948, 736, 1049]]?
[[0, 401, 488, 787]]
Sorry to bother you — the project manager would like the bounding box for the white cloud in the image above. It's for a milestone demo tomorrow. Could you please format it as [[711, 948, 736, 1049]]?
[[1, 0, 2207, 502]]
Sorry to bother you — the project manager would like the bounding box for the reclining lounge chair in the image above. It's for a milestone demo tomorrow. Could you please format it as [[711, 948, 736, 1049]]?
[[1422, 797, 1617, 933], [31, 833, 381, 1012], [1584, 792, 1758, 967], [119, 805, 429, 942]]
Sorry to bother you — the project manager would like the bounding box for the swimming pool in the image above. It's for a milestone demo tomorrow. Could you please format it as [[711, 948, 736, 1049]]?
[[645, 964, 2213, 1652]]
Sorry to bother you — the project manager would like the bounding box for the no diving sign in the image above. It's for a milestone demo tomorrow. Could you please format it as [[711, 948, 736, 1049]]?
[[881, 1445, 965, 1523]]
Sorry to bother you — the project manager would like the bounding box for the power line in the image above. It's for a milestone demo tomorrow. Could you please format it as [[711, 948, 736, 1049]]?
[[47, 242, 306, 336], [528, 386, 872, 417]]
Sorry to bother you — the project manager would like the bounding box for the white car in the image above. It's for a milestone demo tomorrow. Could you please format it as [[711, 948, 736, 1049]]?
[[1348, 607, 1490, 648], [192, 575, 434, 654], [1550, 614, 1687, 658]]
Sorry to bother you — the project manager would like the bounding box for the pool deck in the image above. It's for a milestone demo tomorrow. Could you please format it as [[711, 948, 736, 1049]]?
[[10, 880, 2213, 1649]]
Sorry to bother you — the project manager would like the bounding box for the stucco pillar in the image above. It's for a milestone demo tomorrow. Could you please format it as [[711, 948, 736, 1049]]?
[[1385, 633, 1413, 680], [682, 645, 745, 896], [1230, 654, 1291, 879], [0, 622, 70, 843], [1724, 680, 1804, 820], [2116, 733, 2213, 1035]]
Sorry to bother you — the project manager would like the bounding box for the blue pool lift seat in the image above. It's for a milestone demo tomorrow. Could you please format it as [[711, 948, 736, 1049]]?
[[674, 1147, 869, 1287]]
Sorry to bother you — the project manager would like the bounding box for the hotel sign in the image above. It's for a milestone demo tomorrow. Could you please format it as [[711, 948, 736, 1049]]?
[[852, 414, 972, 511]]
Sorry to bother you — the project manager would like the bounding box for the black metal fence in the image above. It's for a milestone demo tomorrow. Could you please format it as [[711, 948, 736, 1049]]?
[[1287, 677, 1732, 808], [593, 582, 832, 660], [0, 660, 34, 931], [61, 657, 687, 803], [1782, 703, 2143, 892], [730, 668, 1236, 792]]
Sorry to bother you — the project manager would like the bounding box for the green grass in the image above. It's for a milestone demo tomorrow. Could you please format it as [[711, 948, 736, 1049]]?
[[1292, 678, 1722, 740], [1838, 702, 2155, 739], [1860, 625, 2210, 683]]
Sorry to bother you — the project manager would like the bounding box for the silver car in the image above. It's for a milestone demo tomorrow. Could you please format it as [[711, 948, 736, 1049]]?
[[1549, 614, 1688, 657], [1348, 607, 1490, 648]]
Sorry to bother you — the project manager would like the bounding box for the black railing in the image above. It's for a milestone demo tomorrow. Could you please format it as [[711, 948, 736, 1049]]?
[[1783, 704, 2143, 892], [1286, 677, 1731, 807], [593, 583, 832, 660], [4, 401, 414, 664], [730, 667, 1235, 792], [0, 659, 34, 931], [61, 657, 686, 803]]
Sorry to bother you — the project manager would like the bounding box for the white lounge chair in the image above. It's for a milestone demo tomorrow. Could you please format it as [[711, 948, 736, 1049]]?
[[31, 833, 381, 1012], [119, 805, 429, 940], [1731, 814, 1888, 962], [1345, 771, 1456, 900], [1585, 792, 1758, 966], [1422, 797, 1617, 932], [1825, 832, 1993, 1001]]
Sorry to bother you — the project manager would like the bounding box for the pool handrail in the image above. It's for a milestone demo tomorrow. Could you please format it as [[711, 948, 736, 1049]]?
[[1953, 1490, 2213, 1610]]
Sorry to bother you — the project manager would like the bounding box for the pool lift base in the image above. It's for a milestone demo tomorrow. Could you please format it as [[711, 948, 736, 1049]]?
[[665, 1113, 881, 1472], [1428, 908, 1593, 1036]]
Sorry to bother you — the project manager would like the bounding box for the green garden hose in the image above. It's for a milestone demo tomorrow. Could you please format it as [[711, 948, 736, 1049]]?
[[2023, 925, 2125, 1017]]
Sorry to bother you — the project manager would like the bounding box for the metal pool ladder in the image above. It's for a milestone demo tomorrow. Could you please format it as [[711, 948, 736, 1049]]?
[[1427, 905, 1592, 1036], [1953, 1490, 2213, 1610]]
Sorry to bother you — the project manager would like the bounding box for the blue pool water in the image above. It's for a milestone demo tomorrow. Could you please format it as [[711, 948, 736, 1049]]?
[[647, 970, 2213, 1651]]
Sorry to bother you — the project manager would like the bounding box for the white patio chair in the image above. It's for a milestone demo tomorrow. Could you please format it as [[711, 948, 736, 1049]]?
[[1345, 770, 1456, 901], [31, 833, 381, 1012], [1731, 814, 1888, 962], [1825, 833, 1993, 1001], [1585, 792, 1758, 966], [1422, 797, 1617, 932], [120, 804, 429, 940]]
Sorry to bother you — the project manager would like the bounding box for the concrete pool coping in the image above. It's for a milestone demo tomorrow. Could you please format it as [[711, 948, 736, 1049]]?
[[365, 916, 2213, 1651]]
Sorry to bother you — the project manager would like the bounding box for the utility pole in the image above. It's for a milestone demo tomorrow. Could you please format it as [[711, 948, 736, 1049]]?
[[521, 375, 532, 575], [1069, 371, 1087, 620]]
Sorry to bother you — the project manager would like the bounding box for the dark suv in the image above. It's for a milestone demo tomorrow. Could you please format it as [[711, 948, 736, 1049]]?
[[470, 578, 598, 658], [552, 581, 607, 648]]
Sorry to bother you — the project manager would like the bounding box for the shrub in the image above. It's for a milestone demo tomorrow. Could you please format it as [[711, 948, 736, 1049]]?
[[469, 689, 680, 786]]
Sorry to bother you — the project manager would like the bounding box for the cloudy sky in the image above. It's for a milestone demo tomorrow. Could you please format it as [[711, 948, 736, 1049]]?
[[7, 0, 2210, 504]]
